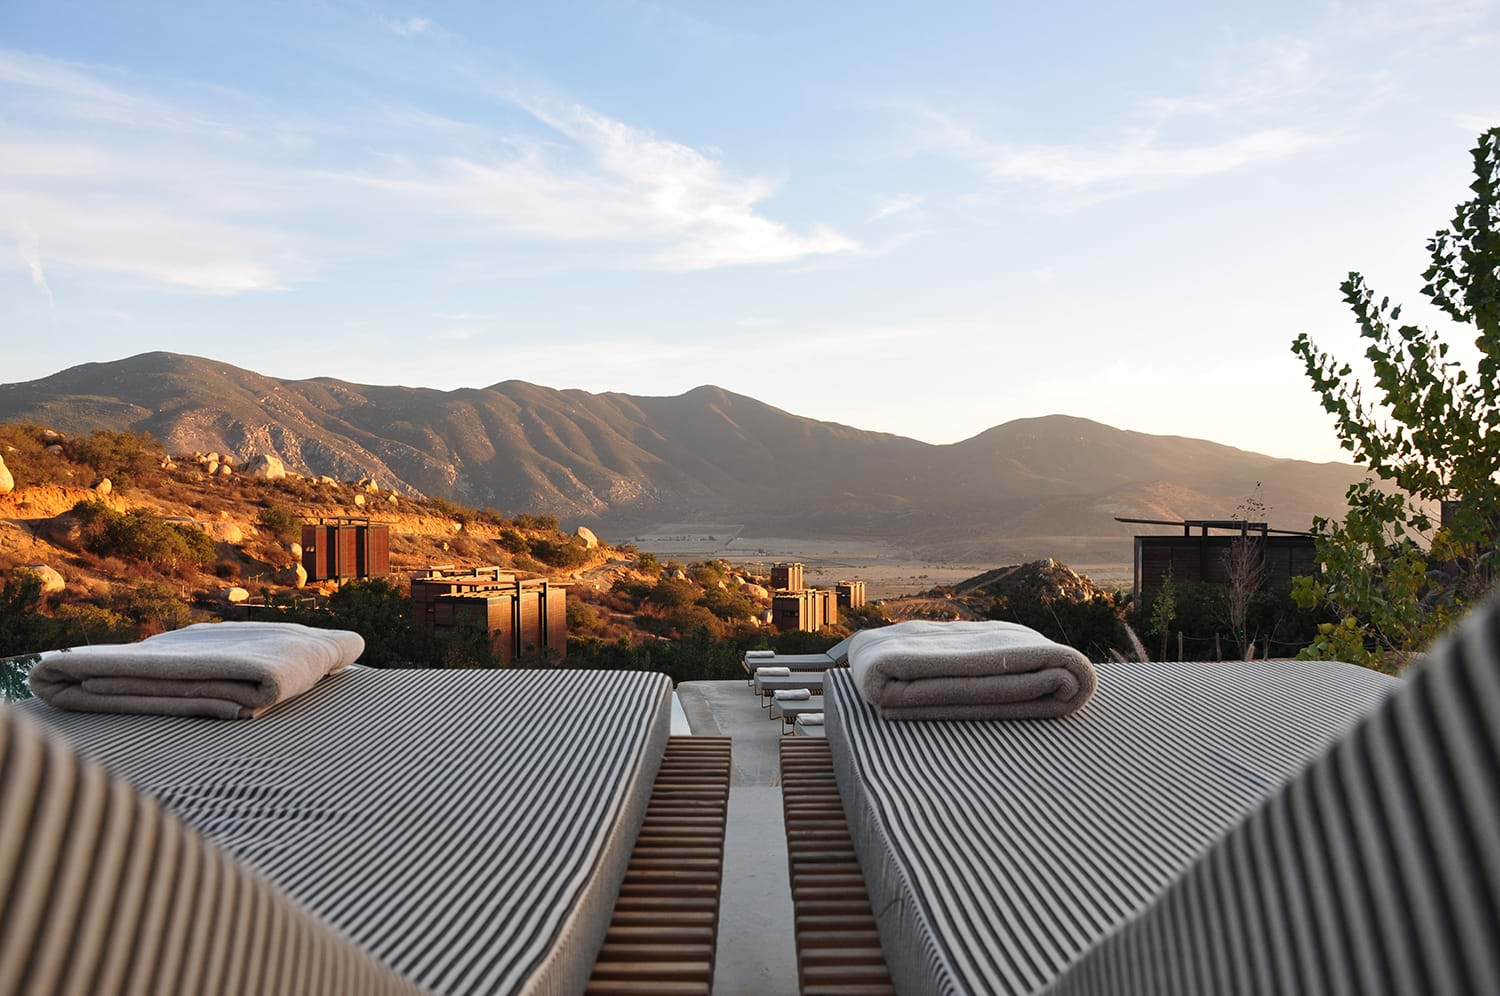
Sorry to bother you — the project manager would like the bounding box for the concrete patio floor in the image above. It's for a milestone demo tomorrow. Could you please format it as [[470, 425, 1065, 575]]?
[[677, 679, 799, 996]]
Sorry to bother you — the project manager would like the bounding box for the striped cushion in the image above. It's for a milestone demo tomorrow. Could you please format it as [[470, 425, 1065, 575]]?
[[0, 705, 420, 995], [825, 658, 1398, 996], [1044, 600, 1500, 996], [19, 668, 672, 995]]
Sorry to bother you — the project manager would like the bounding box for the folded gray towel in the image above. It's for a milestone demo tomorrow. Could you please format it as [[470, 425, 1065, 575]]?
[[848, 620, 1096, 720], [30, 622, 364, 720]]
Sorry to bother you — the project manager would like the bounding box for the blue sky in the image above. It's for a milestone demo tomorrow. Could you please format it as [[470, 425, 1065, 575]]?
[[3, 1, 1497, 462]]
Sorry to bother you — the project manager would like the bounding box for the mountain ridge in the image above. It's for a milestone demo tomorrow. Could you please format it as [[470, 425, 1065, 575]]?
[[0, 352, 1362, 562]]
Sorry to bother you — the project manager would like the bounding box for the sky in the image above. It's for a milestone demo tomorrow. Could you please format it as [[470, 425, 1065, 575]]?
[[2, 1, 1498, 463]]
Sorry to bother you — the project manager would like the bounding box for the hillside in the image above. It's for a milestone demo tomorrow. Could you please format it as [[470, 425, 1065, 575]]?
[[0, 424, 835, 665], [0, 353, 1365, 562]]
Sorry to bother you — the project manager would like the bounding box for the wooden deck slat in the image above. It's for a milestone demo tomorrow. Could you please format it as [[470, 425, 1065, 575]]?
[[587, 736, 731, 995], [781, 739, 895, 995]]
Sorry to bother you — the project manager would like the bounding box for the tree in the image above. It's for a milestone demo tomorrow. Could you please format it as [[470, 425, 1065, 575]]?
[[1291, 127, 1500, 670], [1147, 569, 1177, 661], [1222, 486, 1269, 659]]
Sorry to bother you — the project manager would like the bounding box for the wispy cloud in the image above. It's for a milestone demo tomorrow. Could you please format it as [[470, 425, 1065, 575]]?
[[0, 45, 854, 294], [341, 93, 857, 270], [381, 15, 433, 37], [15, 228, 55, 313], [871, 193, 923, 222]]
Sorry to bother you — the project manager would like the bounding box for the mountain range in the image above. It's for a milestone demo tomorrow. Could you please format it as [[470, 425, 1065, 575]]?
[[0, 353, 1363, 563]]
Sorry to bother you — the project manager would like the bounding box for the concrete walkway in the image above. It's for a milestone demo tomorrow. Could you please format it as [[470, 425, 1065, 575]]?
[[678, 679, 799, 996]]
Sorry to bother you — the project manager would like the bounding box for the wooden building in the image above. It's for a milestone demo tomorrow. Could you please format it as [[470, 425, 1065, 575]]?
[[411, 566, 567, 664], [301, 517, 390, 583], [1118, 518, 1318, 605], [771, 562, 805, 592], [771, 587, 839, 633], [836, 581, 867, 610]]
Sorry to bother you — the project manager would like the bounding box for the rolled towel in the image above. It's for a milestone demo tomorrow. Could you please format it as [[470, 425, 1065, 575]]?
[[745, 650, 776, 659], [849, 620, 1096, 720], [799, 712, 825, 726], [29, 622, 364, 720], [774, 688, 811, 701], [756, 666, 792, 677]]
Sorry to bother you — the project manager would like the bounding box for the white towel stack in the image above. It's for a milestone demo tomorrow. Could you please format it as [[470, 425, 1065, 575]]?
[[757, 666, 792, 677], [745, 650, 776, 659], [800, 712, 825, 726], [774, 688, 811, 701]]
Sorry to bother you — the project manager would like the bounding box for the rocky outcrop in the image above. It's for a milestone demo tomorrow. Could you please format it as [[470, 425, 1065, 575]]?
[[93, 477, 112, 496], [24, 565, 66, 594], [740, 582, 770, 601], [353, 494, 366, 507], [576, 526, 599, 549], [246, 454, 286, 480], [0, 455, 12, 495], [282, 563, 308, 589], [223, 586, 250, 603]]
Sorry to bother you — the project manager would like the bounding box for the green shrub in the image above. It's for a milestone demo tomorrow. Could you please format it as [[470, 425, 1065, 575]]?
[[257, 502, 302, 544], [528, 536, 591, 569], [514, 513, 559, 531], [51, 604, 136, 645], [426, 496, 472, 524], [115, 582, 194, 632], [636, 552, 662, 576], [647, 577, 698, 610], [73, 499, 217, 572], [699, 585, 755, 622], [666, 604, 725, 640], [687, 561, 727, 587], [497, 528, 531, 555], [68, 429, 165, 490]]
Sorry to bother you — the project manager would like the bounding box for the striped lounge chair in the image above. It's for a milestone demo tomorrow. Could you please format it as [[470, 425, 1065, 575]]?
[[785, 595, 1500, 996], [741, 636, 853, 681], [4, 669, 731, 996]]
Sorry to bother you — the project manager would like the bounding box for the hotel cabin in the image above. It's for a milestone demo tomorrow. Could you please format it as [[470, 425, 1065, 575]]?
[[410, 566, 567, 664], [770, 562, 805, 592], [836, 580, 867, 610], [1118, 517, 1318, 606], [301, 516, 390, 583], [772, 588, 839, 633]]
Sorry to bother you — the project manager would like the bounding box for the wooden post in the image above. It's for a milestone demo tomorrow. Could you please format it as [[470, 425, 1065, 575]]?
[[1177, 632, 1185, 662], [1215, 633, 1221, 660]]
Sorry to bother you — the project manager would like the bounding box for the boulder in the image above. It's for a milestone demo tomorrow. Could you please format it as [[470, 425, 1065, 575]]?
[[223, 586, 250, 604], [353, 494, 366, 507], [159, 458, 176, 470], [357, 477, 380, 493], [93, 477, 112, 496], [282, 563, 308, 589], [0, 454, 12, 495], [246, 454, 287, 480], [387, 494, 398, 505], [40, 429, 62, 441], [45, 444, 63, 456], [204, 452, 221, 465], [205, 460, 220, 475], [211, 522, 244, 544], [37, 513, 83, 551], [576, 526, 599, 549], [741, 583, 770, 601], [317, 475, 337, 485], [290, 541, 303, 559], [219, 454, 235, 467], [24, 565, 66, 594], [216, 463, 233, 477]]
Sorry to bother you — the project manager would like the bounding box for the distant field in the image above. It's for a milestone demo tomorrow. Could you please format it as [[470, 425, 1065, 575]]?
[[620, 525, 1129, 599]]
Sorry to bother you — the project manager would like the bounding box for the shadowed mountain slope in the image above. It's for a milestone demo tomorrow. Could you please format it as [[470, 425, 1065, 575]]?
[[0, 353, 1361, 561]]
